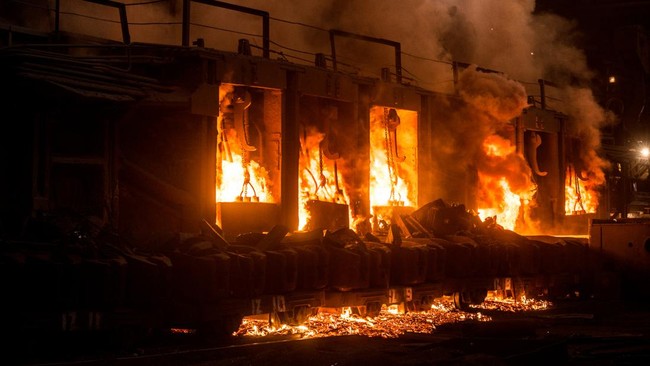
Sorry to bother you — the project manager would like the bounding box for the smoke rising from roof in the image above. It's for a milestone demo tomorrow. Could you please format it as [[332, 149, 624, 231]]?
[[4, 0, 615, 228]]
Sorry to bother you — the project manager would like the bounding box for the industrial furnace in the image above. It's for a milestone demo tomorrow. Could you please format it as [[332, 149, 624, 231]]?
[[215, 83, 283, 240], [296, 65, 358, 232], [366, 81, 421, 235]]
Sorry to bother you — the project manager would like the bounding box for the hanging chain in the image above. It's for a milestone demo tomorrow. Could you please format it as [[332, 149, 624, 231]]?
[[239, 150, 258, 201], [384, 108, 399, 204]]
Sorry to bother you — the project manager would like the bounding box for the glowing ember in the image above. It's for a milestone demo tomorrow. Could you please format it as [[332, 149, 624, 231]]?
[[235, 299, 489, 339], [564, 165, 597, 215], [472, 291, 553, 312], [369, 106, 418, 220], [170, 328, 196, 335]]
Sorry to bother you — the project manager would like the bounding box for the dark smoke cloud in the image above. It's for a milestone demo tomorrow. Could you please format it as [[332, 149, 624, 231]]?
[[6, 0, 613, 220], [458, 66, 529, 122]]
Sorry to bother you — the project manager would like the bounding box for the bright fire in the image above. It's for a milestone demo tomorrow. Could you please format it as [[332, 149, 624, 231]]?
[[216, 85, 274, 203], [369, 106, 418, 213], [477, 135, 534, 231], [477, 177, 522, 230], [218, 153, 273, 202], [564, 165, 597, 215], [298, 126, 349, 230]]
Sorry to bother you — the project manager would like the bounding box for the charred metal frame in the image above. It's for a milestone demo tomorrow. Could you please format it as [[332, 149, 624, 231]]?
[[55, 0, 131, 44], [329, 29, 402, 84], [182, 0, 270, 58], [1, 10, 615, 341]]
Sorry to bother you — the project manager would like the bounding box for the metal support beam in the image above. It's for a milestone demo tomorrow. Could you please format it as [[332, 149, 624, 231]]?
[[329, 29, 402, 84], [281, 70, 300, 230], [182, 0, 270, 58], [84, 0, 131, 44]]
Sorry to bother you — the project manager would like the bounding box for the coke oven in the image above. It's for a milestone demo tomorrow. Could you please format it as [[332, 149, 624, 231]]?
[[0, 0, 617, 345]]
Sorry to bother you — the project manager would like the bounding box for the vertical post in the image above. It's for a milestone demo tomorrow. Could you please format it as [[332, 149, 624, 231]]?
[[182, 0, 190, 46], [329, 31, 338, 72], [538, 79, 546, 110], [55, 0, 60, 38], [394, 43, 402, 84], [281, 71, 300, 230], [262, 13, 270, 59], [117, 4, 130, 44], [83, 0, 130, 44], [202, 116, 217, 224], [558, 116, 566, 222]]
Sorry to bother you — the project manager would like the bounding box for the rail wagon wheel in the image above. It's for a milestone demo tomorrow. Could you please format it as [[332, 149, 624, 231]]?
[[453, 291, 469, 310], [453, 288, 487, 310]]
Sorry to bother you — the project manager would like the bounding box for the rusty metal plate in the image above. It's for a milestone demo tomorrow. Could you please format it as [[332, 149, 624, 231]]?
[[590, 219, 650, 275], [217, 202, 281, 241], [304, 200, 349, 232]]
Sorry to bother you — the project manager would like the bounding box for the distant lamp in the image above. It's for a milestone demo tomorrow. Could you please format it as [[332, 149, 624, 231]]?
[[608, 75, 616, 84], [641, 147, 649, 158]]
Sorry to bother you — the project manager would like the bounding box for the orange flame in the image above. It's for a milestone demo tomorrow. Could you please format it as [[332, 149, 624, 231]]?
[[217, 153, 273, 202], [477, 135, 534, 231], [477, 177, 522, 230], [216, 85, 274, 203], [298, 127, 349, 230], [564, 165, 597, 215], [369, 106, 418, 210]]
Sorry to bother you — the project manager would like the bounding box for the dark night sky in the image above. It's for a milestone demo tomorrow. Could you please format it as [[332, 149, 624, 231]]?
[[535, 1, 650, 148], [536, 0, 650, 68]]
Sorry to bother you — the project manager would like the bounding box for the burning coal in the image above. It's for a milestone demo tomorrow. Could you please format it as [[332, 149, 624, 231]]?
[[235, 299, 489, 339], [472, 291, 553, 312], [235, 294, 552, 339]]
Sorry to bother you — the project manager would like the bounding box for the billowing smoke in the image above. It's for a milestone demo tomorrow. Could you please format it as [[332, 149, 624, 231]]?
[[8, 0, 614, 230], [426, 65, 533, 222], [196, 1, 612, 208]]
